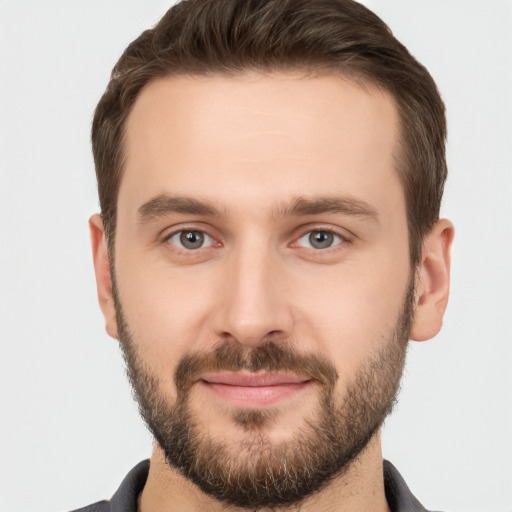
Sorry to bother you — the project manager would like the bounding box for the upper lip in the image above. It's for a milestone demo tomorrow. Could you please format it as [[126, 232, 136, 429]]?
[[201, 372, 311, 387]]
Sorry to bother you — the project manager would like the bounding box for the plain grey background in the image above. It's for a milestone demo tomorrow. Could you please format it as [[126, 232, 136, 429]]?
[[0, 1, 511, 511]]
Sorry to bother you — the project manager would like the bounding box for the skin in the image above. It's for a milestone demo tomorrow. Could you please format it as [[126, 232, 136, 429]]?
[[90, 72, 454, 512]]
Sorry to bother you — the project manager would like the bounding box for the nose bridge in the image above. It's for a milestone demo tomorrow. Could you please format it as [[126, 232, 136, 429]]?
[[215, 235, 291, 345]]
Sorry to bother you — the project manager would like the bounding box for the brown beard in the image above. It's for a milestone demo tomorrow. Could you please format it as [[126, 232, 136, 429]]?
[[113, 278, 415, 509]]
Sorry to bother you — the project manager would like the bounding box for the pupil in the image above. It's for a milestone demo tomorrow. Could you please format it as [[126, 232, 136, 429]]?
[[310, 231, 333, 249], [180, 231, 204, 249]]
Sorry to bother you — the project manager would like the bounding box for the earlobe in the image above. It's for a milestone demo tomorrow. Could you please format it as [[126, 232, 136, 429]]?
[[410, 218, 454, 342], [89, 214, 119, 339]]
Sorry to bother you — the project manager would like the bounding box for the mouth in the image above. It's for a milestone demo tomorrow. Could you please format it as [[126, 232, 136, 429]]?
[[199, 371, 314, 408]]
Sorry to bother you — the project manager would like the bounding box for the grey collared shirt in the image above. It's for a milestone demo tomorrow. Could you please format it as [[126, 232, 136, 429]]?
[[71, 459, 440, 512]]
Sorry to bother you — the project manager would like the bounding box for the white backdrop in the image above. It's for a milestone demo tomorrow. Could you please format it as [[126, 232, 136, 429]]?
[[0, 1, 511, 511]]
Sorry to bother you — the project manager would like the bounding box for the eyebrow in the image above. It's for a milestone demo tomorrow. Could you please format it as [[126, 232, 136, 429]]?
[[276, 196, 379, 222], [137, 194, 379, 224], [137, 195, 222, 223]]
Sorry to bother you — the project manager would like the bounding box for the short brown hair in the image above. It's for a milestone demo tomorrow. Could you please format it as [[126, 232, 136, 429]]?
[[92, 0, 447, 266]]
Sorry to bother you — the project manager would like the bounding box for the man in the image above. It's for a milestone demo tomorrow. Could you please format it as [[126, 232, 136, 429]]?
[[81, 0, 454, 510]]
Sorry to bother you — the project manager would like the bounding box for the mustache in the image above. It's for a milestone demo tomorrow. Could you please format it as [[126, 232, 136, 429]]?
[[174, 341, 338, 392]]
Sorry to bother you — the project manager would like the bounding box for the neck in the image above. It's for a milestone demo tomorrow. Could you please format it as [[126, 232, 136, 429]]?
[[138, 432, 391, 512]]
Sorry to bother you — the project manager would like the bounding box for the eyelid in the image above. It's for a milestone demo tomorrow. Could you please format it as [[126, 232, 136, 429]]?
[[161, 224, 221, 250], [158, 223, 352, 253], [160, 222, 214, 239], [296, 230, 344, 249], [168, 230, 213, 249], [291, 224, 353, 246]]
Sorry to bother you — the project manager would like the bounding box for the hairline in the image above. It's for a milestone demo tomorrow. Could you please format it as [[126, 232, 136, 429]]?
[[106, 66, 417, 264]]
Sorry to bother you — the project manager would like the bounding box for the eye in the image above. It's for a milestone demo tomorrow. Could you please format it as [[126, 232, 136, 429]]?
[[167, 230, 213, 250], [296, 230, 344, 250]]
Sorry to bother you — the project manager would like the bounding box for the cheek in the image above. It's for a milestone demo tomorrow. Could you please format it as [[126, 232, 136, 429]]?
[[114, 253, 219, 387], [291, 256, 410, 377], [114, 216, 411, 389]]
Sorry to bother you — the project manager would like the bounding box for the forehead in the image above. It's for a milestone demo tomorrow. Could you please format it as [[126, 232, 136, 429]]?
[[120, 71, 402, 216]]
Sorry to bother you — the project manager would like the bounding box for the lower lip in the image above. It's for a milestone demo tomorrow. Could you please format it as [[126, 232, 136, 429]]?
[[200, 381, 313, 407]]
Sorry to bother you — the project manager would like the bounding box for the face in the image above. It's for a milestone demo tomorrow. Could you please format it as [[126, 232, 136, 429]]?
[[107, 72, 415, 507]]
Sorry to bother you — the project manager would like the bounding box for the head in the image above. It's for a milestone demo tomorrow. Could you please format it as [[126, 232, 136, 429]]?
[[92, 0, 447, 267], [90, 0, 453, 509]]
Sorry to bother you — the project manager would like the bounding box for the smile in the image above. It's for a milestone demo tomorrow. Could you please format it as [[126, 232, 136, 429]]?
[[199, 372, 314, 407]]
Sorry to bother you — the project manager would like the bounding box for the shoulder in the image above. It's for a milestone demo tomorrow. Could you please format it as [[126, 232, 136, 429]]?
[[69, 502, 110, 512], [384, 460, 445, 512], [68, 460, 150, 512]]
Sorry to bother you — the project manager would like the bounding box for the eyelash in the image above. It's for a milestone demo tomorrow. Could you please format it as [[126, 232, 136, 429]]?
[[163, 225, 350, 254], [164, 228, 217, 251], [295, 228, 346, 250]]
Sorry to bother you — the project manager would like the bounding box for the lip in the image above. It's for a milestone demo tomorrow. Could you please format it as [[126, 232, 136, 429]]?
[[199, 372, 313, 407]]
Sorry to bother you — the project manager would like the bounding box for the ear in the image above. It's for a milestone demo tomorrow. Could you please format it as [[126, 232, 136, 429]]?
[[410, 218, 454, 341], [89, 214, 119, 339]]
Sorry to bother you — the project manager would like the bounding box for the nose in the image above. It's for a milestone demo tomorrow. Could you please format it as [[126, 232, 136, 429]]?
[[212, 241, 293, 347]]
